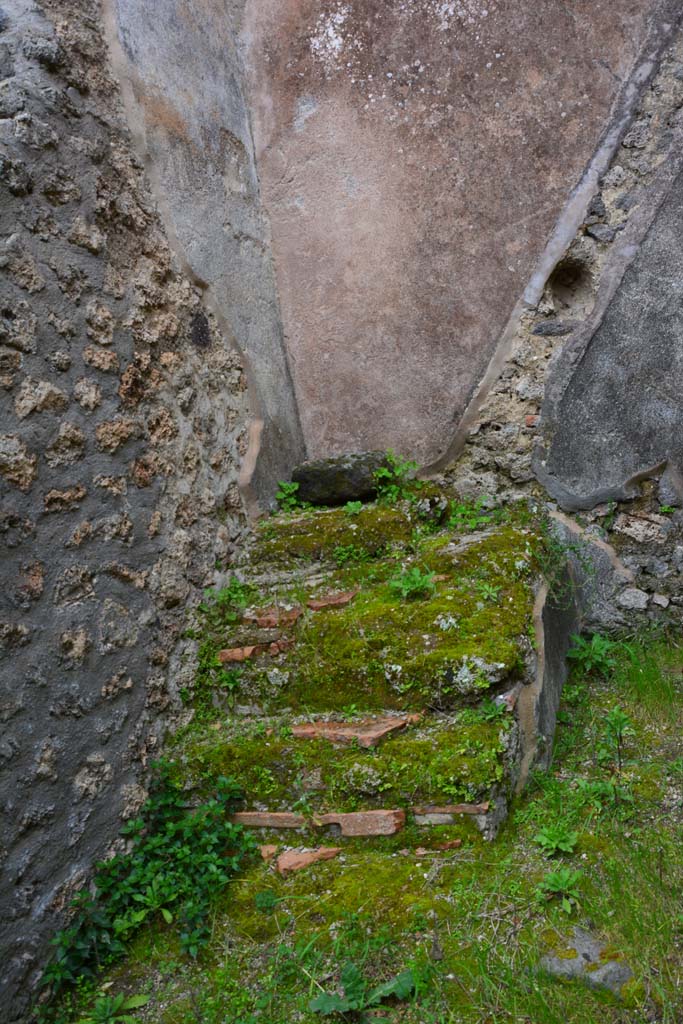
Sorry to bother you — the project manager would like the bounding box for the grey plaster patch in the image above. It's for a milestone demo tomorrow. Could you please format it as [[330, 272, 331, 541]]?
[[536, 155, 683, 511], [540, 927, 633, 997]]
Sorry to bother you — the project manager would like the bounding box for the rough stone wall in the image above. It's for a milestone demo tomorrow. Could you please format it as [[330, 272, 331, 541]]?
[[442, 23, 683, 631], [0, 2, 251, 1015]]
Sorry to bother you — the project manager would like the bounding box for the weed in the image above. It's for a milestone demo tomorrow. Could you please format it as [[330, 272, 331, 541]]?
[[374, 450, 421, 504], [388, 566, 436, 600], [659, 505, 675, 515], [536, 868, 581, 914], [475, 580, 501, 603], [309, 962, 415, 1016], [333, 543, 370, 567], [448, 497, 495, 532], [276, 481, 303, 512], [603, 705, 634, 772], [77, 992, 150, 1024], [344, 501, 363, 516], [567, 633, 618, 677], [40, 763, 253, 1014], [536, 524, 594, 609], [533, 824, 578, 857]]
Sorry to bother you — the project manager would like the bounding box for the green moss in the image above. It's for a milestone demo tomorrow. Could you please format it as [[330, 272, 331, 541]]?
[[220, 518, 538, 714], [63, 632, 683, 1024], [171, 714, 509, 813], [251, 502, 414, 565]]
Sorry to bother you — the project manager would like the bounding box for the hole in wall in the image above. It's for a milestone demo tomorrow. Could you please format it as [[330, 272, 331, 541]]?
[[547, 256, 595, 316]]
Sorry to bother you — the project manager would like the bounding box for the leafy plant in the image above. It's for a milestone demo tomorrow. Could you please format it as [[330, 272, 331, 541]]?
[[536, 526, 594, 609], [388, 566, 436, 600], [576, 777, 632, 814], [78, 992, 150, 1024], [604, 705, 634, 772], [41, 763, 254, 1008], [333, 543, 370, 567], [448, 497, 495, 532], [374, 450, 421, 504], [191, 578, 256, 710], [567, 633, 618, 677], [533, 823, 579, 857], [536, 867, 581, 914], [659, 504, 675, 515], [475, 580, 501, 602], [309, 962, 415, 1016], [276, 480, 302, 512], [344, 501, 363, 516]]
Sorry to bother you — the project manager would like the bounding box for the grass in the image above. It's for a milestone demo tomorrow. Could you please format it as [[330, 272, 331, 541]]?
[[59, 636, 683, 1024]]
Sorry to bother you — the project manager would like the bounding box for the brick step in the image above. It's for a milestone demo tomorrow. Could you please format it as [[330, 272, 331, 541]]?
[[231, 803, 489, 837], [290, 713, 422, 748]]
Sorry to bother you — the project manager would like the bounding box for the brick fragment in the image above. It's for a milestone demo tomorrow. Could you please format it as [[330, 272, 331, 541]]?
[[244, 606, 303, 628], [314, 809, 405, 837], [218, 644, 267, 663], [231, 811, 306, 829], [307, 588, 359, 611], [412, 802, 489, 825], [292, 714, 421, 749], [276, 847, 341, 876]]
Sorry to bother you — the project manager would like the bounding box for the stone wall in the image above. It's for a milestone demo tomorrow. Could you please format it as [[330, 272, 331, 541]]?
[[0, 2, 253, 1015], [442, 19, 683, 632], [106, 0, 306, 503]]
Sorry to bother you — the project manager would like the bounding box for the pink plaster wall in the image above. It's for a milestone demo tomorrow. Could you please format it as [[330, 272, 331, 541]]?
[[241, 0, 655, 463]]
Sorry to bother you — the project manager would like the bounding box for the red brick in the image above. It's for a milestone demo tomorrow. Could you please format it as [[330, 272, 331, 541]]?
[[276, 847, 341, 876], [307, 588, 359, 611], [314, 809, 405, 837], [412, 802, 489, 825], [292, 714, 421, 749], [217, 644, 266, 663], [244, 606, 303, 628]]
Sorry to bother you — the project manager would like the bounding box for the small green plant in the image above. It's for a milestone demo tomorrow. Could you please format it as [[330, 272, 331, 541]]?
[[604, 705, 634, 772], [388, 566, 436, 600], [78, 992, 150, 1024], [459, 698, 506, 724], [536, 868, 581, 914], [374, 450, 420, 504], [448, 497, 494, 532], [567, 633, 618, 677], [576, 777, 632, 813], [659, 504, 675, 515], [475, 580, 501, 602], [41, 763, 254, 1010], [309, 962, 415, 1016], [533, 823, 579, 857], [344, 500, 363, 516], [276, 480, 302, 512], [333, 543, 370, 567], [536, 525, 594, 609]]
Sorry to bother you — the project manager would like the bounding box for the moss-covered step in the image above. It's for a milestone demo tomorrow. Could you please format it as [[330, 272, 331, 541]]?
[[171, 707, 512, 819], [197, 513, 539, 715], [173, 495, 568, 842]]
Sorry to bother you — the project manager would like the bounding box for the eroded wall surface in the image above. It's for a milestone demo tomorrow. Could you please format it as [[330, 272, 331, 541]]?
[[0, 1, 251, 1015], [241, 0, 659, 462], [108, 0, 305, 499]]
